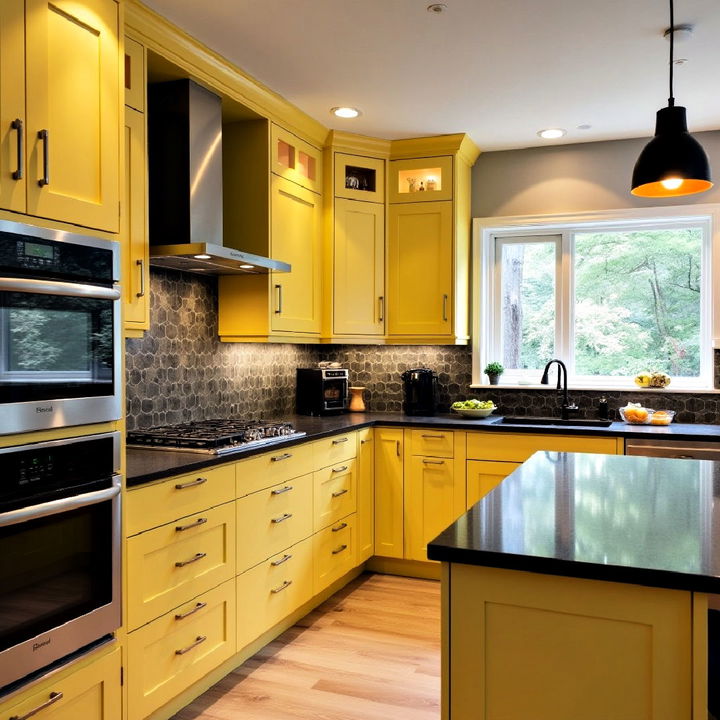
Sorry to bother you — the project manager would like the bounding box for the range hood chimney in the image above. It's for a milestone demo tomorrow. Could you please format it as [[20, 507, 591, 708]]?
[[147, 79, 289, 275]]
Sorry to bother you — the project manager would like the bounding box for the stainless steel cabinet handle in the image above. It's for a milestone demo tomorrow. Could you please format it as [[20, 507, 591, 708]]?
[[332, 437, 349, 445], [0, 277, 121, 301], [271, 553, 292, 567], [332, 522, 348, 533], [271, 512, 293, 524], [175, 635, 207, 655], [175, 552, 207, 568], [422, 459, 445, 465], [175, 517, 207, 532], [11, 118, 23, 180], [271, 580, 293, 594], [378, 295, 384, 322], [442, 293, 448, 322], [271, 452, 292, 462], [271, 485, 293, 495], [175, 601, 207, 621], [37, 129, 49, 187], [421, 434, 445, 439], [9, 692, 63, 720], [274, 284, 282, 314], [136, 259, 146, 298], [332, 465, 348, 473], [332, 544, 348, 555], [674, 454, 693, 459], [332, 488, 349, 498], [360, 438, 372, 444], [175, 477, 207, 490]]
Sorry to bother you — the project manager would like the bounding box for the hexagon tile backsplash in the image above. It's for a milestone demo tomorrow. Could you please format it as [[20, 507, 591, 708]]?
[[125, 269, 720, 429]]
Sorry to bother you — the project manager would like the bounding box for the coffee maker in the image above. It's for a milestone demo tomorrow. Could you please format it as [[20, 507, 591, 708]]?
[[401, 368, 438, 416]]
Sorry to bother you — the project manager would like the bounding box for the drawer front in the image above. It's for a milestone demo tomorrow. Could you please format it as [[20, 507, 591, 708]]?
[[127, 503, 236, 630], [127, 580, 236, 720], [312, 432, 357, 469], [313, 514, 356, 594], [410, 428, 454, 457], [236, 442, 314, 497], [126, 464, 235, 536], [236, 473, 313, 573], [466, 432, 620, 463], [236, 537, 313, 650], [313, 459, 357, 531]]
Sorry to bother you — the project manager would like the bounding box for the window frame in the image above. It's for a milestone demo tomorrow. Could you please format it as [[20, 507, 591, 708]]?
[[472, 205, 720, 391]]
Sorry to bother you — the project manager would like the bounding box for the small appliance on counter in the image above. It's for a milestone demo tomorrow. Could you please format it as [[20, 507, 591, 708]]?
[[296, 367, 349, 415], [401, 367, 438, 416]]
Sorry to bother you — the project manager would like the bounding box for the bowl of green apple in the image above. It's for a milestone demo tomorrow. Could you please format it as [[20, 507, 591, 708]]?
[[451, 399, 496, 418]]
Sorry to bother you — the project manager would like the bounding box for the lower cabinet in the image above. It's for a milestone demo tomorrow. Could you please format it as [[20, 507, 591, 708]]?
[[313, 514, 356, 593], [0, 647, 121, 720], [466, 460, 521, 510], [127, 580, 236, 720], [374, 427, 404, 559], [356, 428, 375, 563]]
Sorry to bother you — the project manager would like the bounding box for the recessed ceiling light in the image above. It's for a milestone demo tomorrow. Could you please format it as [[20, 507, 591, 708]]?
[[331, 107, 361, 119], [193, 254, 211, 259], [427, 3, 447, 13], [537, 128, 567, 140]]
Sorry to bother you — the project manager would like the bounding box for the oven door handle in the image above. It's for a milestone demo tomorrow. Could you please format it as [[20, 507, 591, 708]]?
[[0, 475, 121, 528], [0, 277, 121, 301]]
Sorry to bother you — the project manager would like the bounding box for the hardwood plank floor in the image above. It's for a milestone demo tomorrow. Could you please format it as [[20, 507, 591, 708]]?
[[172, 573, 441, 720]]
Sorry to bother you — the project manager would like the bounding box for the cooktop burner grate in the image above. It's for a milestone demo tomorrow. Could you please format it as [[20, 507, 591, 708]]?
[[127, 419, 305, 455]]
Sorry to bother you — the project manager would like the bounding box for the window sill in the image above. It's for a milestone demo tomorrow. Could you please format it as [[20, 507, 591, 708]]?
[[469, 383, 720, 394]]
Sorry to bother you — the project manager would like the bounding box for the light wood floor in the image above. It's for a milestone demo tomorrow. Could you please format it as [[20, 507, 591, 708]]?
[[172, 573, 441, 720]]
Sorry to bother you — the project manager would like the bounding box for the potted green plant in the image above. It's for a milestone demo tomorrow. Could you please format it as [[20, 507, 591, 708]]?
[[484, 362, 504, 385]]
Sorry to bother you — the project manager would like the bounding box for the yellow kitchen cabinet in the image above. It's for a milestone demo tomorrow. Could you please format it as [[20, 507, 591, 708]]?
[[356, 428, 375, 563], [374, 427, 404, 559], [312, 431, 357, 468], [124, 36, 145, 112], [122, 106, 149, 333], [332, 197, 385, 336], [313, 459, 357, 531], [127, 580, 236, 720], [466, 459, 521, 510], [0, 0, 25, 214], [389, 155, 453, 203], [0, 646, 121, 720], [334, 152, 385, 203], [387, 200, 453, 337], [235, 442, 314, 497], [24, 0, 119, 232], [313, 514, 356, 594], [272, 123, 322, 194]]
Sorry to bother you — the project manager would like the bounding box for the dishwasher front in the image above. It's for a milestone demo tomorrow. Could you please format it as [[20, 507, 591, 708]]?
[[625, 437, 720, 460]]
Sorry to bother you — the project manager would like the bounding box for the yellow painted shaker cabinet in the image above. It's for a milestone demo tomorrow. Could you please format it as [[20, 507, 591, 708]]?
[[373, 427, 404, 559]]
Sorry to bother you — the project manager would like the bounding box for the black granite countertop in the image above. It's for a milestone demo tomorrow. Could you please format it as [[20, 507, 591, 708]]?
[[126, 412, 720, 487], [427, 451, 720, 594]]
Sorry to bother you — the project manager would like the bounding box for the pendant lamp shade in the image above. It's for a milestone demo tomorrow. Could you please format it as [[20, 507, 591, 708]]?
[[631, 106, 713, 197]]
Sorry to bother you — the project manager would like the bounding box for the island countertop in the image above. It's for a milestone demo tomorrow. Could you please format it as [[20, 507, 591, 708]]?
[[427, 451, 720, 594]]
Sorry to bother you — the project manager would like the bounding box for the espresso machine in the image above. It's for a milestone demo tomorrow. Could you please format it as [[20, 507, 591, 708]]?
[[401, 368, 438, 416]]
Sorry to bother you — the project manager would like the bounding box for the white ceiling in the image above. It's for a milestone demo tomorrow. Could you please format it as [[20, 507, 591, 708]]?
[[142, 0, 720, 151]]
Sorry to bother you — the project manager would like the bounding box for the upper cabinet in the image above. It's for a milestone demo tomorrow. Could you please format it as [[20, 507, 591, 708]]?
[[334, 152, 385, 203], [272, 124, 322, 194], [388, 155, 453, 203], [17, 0, 120, 232]]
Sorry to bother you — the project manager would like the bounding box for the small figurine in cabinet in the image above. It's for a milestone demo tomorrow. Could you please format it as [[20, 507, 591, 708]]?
[[407, 177, 417, 192], [426, 176, 437, 191]]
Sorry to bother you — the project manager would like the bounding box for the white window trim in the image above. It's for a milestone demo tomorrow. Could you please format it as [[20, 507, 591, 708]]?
[[472, 204, 720, 390]]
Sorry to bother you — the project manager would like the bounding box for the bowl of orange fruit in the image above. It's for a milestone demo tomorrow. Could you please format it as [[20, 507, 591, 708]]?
[[619, 403, 654, 425], [649, 410, 675, 426]]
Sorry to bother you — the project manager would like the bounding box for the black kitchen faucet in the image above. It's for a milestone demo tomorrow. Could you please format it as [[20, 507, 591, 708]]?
[[540, 359, 579, 421]]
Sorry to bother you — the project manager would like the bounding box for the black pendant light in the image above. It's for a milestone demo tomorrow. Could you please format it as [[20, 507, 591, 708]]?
[[631, 0, 712, 197]]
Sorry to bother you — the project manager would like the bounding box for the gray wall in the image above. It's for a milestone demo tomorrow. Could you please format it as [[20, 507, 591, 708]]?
[[472, 131, 720, 218]]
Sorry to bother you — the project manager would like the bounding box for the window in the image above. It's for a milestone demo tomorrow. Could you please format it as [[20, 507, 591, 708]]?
[[474, 209, 718, 389]]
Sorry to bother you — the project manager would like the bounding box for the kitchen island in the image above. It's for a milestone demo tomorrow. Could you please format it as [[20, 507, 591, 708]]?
[[428, 451, 720, 720]]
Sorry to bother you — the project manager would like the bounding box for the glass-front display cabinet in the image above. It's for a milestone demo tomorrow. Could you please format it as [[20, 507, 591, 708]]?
[[388, 155, 453, 203]]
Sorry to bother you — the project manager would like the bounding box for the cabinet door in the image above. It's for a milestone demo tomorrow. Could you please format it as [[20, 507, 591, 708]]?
[[333, 198, 385, 336], [2, 647, 121, 720], [25, 0, 120, 232], [124, 36, 145, 112], [270, 175, 321, 334], [389, 156, 453, 203], [334, 153, 385, 202], [406, 456, 465, 562], [356, 428, 375, 563], [387, 200, 453, 336], [0, 0, 25, 213], [466, 460, 521, 510], [374, 428, 404, 559], [123, 107, 149, 331], [271, 124, 322, 194]]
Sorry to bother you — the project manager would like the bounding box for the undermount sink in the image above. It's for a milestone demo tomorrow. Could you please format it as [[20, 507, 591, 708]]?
[[495, 416, 613, 428]]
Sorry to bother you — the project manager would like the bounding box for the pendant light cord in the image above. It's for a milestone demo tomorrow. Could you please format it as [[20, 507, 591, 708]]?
[[668, 0, 675, 106]]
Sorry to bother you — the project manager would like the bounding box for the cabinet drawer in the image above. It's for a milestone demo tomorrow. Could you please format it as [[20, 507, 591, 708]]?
[[313, 459, 357, 531], [313, 432, 357, 469], [236, 442, 313, 497], [236, 473, 313, 573], [313, 514, 356, 594], [126, 464, 235, 536], [271, 124, 322, 194], [410, 428, 454, 457], [236, 537, 313, 650], [1, 647, 121, 720], [466, 432, 621, 463], [127, 580, 236, 720], [127, 502, 236, 630]]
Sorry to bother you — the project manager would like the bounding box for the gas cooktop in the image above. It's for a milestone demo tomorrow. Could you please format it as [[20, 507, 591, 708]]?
[[127, 419, 305, 455]]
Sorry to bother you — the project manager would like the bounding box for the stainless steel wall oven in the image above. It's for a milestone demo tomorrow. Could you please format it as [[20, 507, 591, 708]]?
[[0, 220, 121, 435], [0, 432, 122, 690]]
